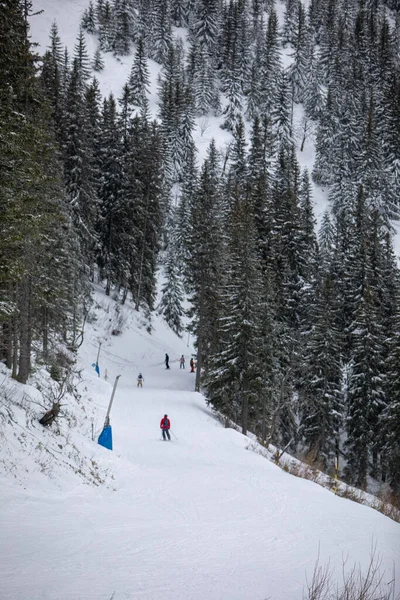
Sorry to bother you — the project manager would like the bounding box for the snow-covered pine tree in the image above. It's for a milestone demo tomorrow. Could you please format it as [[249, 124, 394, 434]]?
[[189, 41, 220, 116], [271, 70, 293, 150], [287, 1, 309, 104], [176, 142, 198, 271], [247, 115, 273, 268], [302, 44, 325, 121], [0, 0, 84, 381], [281, 0, 298, 47], [158, 216, 185, 336], [127, 37, 150, 108], [298, 270, 343, 468], [207, 196, 263, 436], [97, 94, 125, 295], [124, 116, 165, 311], [151, 0, 173, 64], [259, 7, 282, 117], [112, 0, 135, 55], [98, 0, 115, 52], [40, 22, 66, 139], [92, 46, 105, 71], [62, 58, 98, 264], [81, 1, 97, 34], [157, 39, 186, 183], [186, 140, 225, 386], [344, 187, 388, 487], [171, 0, 188, 27], [312, 87, 336, 185], [189, 0, 220, 58], [225, 115, 248, 208], [73, 29, 92, 81]]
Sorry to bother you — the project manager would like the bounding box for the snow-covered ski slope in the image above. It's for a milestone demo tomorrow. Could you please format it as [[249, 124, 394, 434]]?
[[0, 3, 392, 599], [1, 287, 400, 600]]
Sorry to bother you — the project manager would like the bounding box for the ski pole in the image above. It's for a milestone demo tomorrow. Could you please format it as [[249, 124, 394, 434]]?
[[170, 430, 178, 440]]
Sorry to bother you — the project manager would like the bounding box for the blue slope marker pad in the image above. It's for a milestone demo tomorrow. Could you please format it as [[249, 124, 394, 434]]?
[[98, 425, 113, 450]]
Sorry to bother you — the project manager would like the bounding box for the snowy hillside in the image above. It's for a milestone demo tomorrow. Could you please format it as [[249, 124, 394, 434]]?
[[1, 285, 400, 600], [1, 2, 399, 599], [28, 0, 330, 222]]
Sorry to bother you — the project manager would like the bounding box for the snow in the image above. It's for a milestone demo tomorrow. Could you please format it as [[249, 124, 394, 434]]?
[[1, 286, 400, 600], [0, 3, 394, 599]]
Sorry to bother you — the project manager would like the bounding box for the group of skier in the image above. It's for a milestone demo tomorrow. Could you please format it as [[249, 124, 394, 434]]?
[[136, 354, 195, 386], [165, 353, 194, 372], [135, 354, 195, 441]]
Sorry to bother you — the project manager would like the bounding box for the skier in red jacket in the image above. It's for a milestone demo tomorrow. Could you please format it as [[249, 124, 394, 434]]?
[[160, 414, 171, 441]]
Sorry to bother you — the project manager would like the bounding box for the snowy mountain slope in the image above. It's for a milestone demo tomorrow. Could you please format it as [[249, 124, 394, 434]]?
[[1, 286, 400, 600], [28, 0, 330, 224], [0, 3, 394, 599]]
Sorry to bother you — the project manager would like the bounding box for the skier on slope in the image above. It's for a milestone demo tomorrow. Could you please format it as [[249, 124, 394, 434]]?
[[165, 353, 170, 370], [160, 414, 171, 441], [179, 355, 185, 369], [190, 358, 195, 373], [137, 372, 144, 387]]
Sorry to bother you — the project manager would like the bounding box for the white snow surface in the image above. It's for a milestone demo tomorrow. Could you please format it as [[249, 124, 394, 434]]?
[[1, 286, 400, 600], [0, 4, 395, 599]]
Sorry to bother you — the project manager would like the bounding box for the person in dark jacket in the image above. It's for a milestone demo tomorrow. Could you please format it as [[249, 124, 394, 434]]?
[[190, 358, 195, 373], [165, 353, 170, 369], [160, 414, 171, 440]]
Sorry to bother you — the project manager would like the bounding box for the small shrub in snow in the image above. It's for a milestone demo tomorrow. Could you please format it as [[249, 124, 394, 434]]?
[[303, 546, 399, 600]]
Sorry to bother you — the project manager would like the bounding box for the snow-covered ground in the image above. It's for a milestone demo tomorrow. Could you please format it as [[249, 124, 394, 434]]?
[[0, 4, 395, 599], [1, 286, 400, 600]]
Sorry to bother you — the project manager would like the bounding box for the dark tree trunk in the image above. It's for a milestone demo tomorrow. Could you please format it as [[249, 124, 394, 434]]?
[[242, 390, 248, 436], [42, 305, 48, 360], [12, 315, 19, 379], [17, 277, 31, 384]]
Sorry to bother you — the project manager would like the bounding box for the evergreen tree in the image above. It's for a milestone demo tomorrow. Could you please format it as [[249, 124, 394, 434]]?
[[260, 8, 282, 117], [151, 0, 173, 64], [271, 70, 293, 149], [113, 0, 135, 55], [186, 140, 225, 388], [208, 198, 263, 436], [287, 2, 309, 103], [81, 1, 97, 34], [247, 115, 274, 268], [189, 41, 220, 116], [158, 218, 185, 335], [344, 187, 387, 487], [97, 94, 125, 295], [40, 22, 65, 139], [63, 58, 98, 262], [73, 29, 92, 81], [123, 116, 166, 311], [189, 0, 220, 58], [127, 37, 150, 107], [0, 0, 84, 381], [282, 0, 298, 47], [92, 46, 105, 71], [176, 141, 198, 268], [299, 271, 343, 467], [98, 0, 115, 52]]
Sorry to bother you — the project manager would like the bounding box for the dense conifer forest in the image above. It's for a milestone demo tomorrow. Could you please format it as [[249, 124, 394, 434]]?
[[1, 0, 400, 497]]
